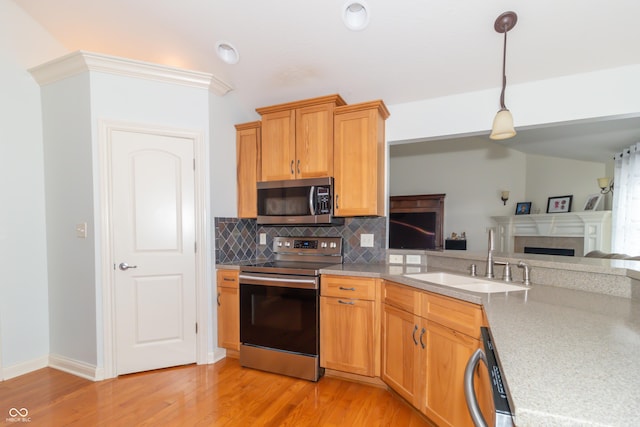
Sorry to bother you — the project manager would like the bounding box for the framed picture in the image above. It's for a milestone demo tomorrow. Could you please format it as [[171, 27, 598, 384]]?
[[583, 193, 603, 211], [515, 202, 532, 215], [547, 195, 573, 213]]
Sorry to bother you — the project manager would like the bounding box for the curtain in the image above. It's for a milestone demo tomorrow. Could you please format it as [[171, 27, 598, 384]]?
[[611, 142, 640, 256]]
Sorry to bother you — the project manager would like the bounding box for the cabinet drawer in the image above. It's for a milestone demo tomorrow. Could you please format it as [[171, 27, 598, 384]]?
[[216, 269, 239, 289], [322, 275, 376, 300], [383, 281, 421, 315], [422, 292, 483, 339]]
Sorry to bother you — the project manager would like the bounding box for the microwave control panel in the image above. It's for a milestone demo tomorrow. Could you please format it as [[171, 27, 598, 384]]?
[[315, 186, 332, 214]]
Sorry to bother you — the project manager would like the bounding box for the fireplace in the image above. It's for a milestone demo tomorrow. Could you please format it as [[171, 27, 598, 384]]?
[[492, 212, 611, 255], [514, 236, 584, 257]]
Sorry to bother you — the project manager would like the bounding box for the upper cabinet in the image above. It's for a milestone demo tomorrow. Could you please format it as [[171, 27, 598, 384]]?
[[334, 100, 389, 217], [235, 121, 261, 218], [256, 94, 346, 181]]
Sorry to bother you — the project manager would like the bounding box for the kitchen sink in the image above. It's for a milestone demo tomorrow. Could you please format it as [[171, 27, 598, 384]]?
[[404, 272, 529, 294]]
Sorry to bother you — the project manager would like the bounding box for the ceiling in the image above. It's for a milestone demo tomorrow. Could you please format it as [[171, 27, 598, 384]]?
[[13, 0, 640, 162]]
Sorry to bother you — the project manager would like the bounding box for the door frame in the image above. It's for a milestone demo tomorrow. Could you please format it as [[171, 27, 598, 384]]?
[[98, 120, 211, 379]]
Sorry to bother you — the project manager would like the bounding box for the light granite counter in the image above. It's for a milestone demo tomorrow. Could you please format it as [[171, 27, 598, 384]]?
[[320, 262, 640, 427]]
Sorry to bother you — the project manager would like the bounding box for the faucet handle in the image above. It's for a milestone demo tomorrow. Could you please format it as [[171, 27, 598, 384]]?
[[517, 261, 532, 286], [493, 261, 512, 282]]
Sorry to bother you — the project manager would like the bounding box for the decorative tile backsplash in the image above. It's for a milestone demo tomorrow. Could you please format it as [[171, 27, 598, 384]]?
[[214, 217, 257, 264], [214, 216, 387, 264]]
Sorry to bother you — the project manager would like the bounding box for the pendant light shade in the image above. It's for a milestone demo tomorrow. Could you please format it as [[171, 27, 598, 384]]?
[[490, 11, 518, 141], [490, 108, 516, 140]]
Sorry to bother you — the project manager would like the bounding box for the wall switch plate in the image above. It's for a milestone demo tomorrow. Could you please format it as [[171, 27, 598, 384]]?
[[360, 233, 374, 247], [259, 233, 267, 245], [76, 222, 87, 238], [406, 254, 422, 265], [389, 254, 404, 264]]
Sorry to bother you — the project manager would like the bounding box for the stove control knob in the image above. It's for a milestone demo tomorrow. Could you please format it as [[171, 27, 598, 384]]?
[[285, 241, 291, 247], [277, 242, 283, 247], [330, 242, 337, 248], [321, 242, 328, 248]]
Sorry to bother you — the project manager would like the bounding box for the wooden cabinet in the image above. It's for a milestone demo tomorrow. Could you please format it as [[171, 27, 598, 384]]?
[[257, 94, 346, 181], [381, 281, 490, 427], [216, 270, 239, 353], [381, 303, 425, 405], [334, 100, 389, 217], [235, 121, 261, 218], [320, 275, 380, 377]]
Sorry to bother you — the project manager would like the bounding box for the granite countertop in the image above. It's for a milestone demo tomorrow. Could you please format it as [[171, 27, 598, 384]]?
[[320, 263, 640, 426]]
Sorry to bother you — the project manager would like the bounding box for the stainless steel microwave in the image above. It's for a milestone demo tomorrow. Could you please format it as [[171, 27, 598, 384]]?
[[256, 177, 344, 226]]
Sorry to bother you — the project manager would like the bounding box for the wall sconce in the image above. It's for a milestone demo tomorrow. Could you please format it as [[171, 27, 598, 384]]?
[[598, 177, 614, 194], [501, 190, 510, 205]]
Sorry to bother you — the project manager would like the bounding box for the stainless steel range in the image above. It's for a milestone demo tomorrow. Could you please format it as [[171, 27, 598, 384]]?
[[239, 236, 343, 381]]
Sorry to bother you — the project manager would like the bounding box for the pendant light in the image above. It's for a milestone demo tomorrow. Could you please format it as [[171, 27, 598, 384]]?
[[490, 11, 518, 140]]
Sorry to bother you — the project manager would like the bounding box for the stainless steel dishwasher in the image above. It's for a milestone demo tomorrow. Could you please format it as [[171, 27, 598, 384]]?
[[464, 327, 514, 427]]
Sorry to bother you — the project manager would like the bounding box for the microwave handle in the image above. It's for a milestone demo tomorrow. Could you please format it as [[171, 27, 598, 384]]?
[[464, 348, 489, 427], [309, 186, 316, 215]]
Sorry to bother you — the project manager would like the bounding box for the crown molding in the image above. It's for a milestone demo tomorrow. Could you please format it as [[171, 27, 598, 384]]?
[[28, 51, 233, 96]]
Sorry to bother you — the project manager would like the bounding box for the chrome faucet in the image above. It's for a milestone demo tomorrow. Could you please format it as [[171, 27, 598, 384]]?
[[485, 228, 495, 279]]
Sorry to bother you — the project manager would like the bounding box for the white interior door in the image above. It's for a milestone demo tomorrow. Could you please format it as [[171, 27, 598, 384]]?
[[111, 129, 196, 375]]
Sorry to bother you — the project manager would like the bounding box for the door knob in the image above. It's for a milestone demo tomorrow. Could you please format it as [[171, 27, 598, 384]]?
[[119, 262, 138, 271]]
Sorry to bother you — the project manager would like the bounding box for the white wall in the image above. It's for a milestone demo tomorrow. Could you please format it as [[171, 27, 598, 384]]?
[[209, 91, 259, 218], [386, 65, 640, 144], [525, 154, 605, 213], [390, 138, 526, 251], [41, 73, 96, 366], [0, 0, 66, 378]]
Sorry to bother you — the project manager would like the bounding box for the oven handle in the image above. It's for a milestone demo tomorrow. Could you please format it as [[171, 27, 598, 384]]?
[[239, 273, 319, 290]]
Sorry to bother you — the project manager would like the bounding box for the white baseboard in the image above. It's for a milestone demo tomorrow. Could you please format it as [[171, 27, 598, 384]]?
[[48, 354, 102, 381], [2, 355, 48, 380], [210, 348, 226, 364]]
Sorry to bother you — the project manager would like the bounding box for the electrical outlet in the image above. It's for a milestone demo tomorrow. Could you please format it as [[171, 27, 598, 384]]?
[[406, 254, 422, 265], [389, 254, 404, 264], [259, 233, 267, 245], [360, 233, 374, 247]]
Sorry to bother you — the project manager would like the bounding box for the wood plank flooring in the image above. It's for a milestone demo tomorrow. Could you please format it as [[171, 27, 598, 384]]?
[[1, 358, 433, 426]]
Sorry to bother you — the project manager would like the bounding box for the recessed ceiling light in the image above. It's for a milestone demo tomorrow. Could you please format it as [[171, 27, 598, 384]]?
[[215, 41, 239, 64], [343, 1, 370, 31]]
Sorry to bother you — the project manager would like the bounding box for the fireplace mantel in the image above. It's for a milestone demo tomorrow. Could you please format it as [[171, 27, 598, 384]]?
[[491, 211, 612, 254]]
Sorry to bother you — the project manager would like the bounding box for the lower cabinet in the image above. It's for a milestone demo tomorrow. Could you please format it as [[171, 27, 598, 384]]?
[[216, 269, 239, 352], [320, 275, 380, 377], [381, 280, 491, 427]]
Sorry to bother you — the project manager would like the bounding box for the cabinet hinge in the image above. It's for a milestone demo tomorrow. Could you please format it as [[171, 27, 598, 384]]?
[[194, 241, 197, 253], [195, 322, 198, 334], [193, 158, 196, 170]]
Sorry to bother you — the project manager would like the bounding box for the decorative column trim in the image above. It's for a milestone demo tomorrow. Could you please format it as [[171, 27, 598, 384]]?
[[29, 50, 233, 95]]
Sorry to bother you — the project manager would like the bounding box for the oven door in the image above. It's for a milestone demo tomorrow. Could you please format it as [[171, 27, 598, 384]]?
[[239, 273, 319, 356]]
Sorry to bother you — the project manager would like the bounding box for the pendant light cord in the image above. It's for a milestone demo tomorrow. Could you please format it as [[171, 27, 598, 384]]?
[[499, 27, 508, 110]]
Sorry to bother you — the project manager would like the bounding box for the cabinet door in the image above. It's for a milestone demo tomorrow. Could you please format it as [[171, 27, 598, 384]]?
[[295, 103, 334, 179], [381, 304, 423, 406], [320, 296, 375, 376], [217, 286, 239, 351], [422, 321, 484, 427], [216, 270, 239, 352], [334, 105, 386, 216], [260, 109, 296, 181], [235, 122, 260, 218]]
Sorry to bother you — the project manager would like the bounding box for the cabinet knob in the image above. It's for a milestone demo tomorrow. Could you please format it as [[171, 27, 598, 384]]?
[[216, 292, 221, 306], [412, 325, 419, 346], [419, 328, 426, 349], [297, 159, 301, 175], [290, 160, 294, 175]]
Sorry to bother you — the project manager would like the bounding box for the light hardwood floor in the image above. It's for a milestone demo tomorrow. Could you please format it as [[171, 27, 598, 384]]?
[[1, 358, 433, 426]]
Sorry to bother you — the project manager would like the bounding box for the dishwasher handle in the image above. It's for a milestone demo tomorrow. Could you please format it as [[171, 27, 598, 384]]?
[[464, 348, 489, 427]]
